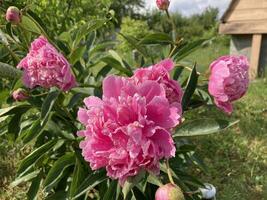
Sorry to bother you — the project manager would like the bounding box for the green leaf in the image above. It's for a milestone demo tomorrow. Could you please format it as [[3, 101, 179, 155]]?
[[20, 15, 42, 34], [182, 64, 199, 110], [41, 88, 60, 125], [0, 62, 22, 80], [73, 19, 107, 48], [101, 56, 132, 76], [27, 10, 49, 35], [27, 172, 42, 200], [22, 118, 49, 144], [69, 46, 86, 65], [0, 104, 31, 117], [173, 67, 184, 80], [17, 140, 56, 176], [44, 152, 75, 192], [119, 33, 149, 57], [103, 180, 118, 200], [122, 180, 135, 199], [147, 174, 162, 187], [11, 169, 41, 187], [73, 169, 107, 199], [69, 158, 87, 198], [139, 33, 173, 45], [8, 112, 24, 139], [173, 119, 239, 138], [173, 39, 208, 61], [46, 191, 67, 200]]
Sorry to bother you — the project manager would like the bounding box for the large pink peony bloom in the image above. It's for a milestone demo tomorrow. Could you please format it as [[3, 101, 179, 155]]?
[[132, 59, 183, 124], [17, 36, 76, 91], [78, 61, 181, 184], [156, 0, 170, 10], [208, 55, 249, 114]]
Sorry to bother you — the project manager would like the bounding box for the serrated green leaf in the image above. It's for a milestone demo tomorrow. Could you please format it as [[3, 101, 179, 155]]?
[[44, 152, 75, 192], [173, 119, 239, 138]]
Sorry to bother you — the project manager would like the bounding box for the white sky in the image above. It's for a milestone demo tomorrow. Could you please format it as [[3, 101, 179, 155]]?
[[145, 0, 232, 16]]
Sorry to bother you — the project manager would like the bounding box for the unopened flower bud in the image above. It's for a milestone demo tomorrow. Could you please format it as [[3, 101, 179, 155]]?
[[12, 88, 29, 101], [156, 0, 170, 10], [6, 6, 21, 24], [155, 183, 185, 200]]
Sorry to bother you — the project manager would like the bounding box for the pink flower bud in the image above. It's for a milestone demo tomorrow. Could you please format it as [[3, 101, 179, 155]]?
[[6, 6, 21, 24], [208, 55, 249, 114], [155, 183, 185, 200], [156, 0, 170, 10], [12, 89, 29, 101]]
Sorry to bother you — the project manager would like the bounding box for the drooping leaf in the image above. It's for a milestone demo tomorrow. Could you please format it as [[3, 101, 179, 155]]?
[[182, 64, 199, 110], [173, 119, 239, 138], [44, 152, 76, 192], [122, 180, 135, 199]]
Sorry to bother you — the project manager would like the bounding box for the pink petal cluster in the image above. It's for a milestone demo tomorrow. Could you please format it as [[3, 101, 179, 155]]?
[[5, 6, 21, 24], [208, 55, 249, 114], [12, 88, 28, 101], [17, 36, 76, 91], [156, 0, 170, 10], [77, 59, 183, 185]]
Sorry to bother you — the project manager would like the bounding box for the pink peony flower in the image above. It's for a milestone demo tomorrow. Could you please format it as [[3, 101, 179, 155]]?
[[208, 55, 249, 114], [17, 36, 76, 91], [155, 183, 185, 200], [77, 72, 180, 184], [132, 59, 183, 124], [5, 6, 21, 24], [12, 88, 28, 101], [156, 0, 170, 10]]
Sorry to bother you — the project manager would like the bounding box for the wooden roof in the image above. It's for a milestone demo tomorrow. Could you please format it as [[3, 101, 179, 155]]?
[[219, 0, 267, 34]]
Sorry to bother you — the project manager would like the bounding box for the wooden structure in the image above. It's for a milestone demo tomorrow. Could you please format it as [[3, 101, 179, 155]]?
[[219, 0, 267, 79]]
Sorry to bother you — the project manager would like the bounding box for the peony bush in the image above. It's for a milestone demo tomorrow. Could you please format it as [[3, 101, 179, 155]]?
[[0, 1, 249, 200]]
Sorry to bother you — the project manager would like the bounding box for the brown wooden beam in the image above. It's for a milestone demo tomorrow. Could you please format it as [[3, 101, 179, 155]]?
[[250, 34, 262, 79], [219, 21, 267, 34]]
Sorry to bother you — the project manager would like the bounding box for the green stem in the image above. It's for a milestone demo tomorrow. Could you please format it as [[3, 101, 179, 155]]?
[[165, 9, 177, 41], [166, 160, 175, 185]]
